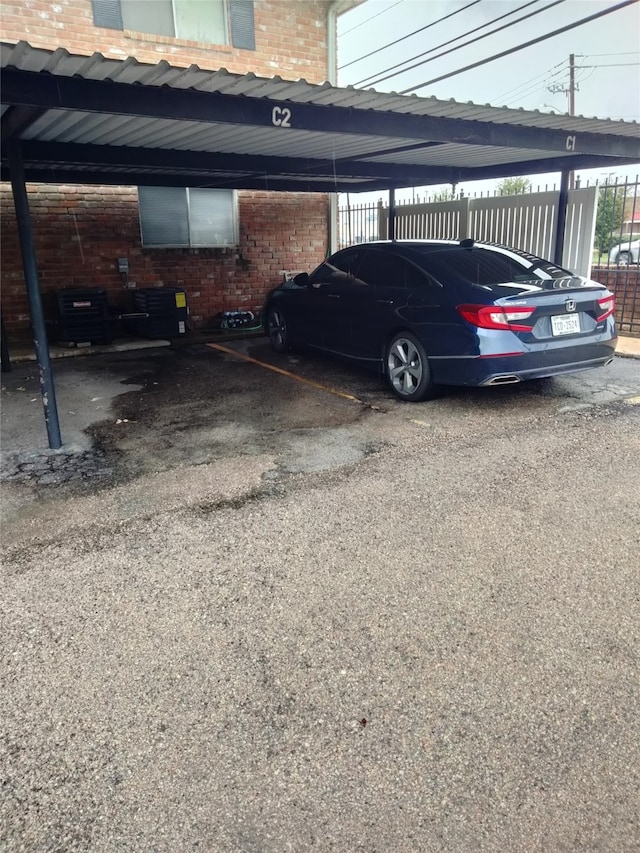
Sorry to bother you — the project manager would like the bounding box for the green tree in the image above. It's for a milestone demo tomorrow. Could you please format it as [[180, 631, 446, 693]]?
[[496, 176, 531, 196], [594, 185, 625, 258], [430, 184, 456, 202]]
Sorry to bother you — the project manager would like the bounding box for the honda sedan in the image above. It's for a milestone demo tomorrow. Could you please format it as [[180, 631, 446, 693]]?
[[263, 240, 617, 402]]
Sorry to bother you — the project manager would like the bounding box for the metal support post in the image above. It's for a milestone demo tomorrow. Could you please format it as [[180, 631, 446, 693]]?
[[554, 169, 570, 268], [388, 188, 396, 241], [7, 139, 62, 449], [1, 316, 11, 373]]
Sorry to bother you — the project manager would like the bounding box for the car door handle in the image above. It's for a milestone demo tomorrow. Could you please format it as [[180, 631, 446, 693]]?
[[327, 293, 341, 299], [377, 299, 394, 305]]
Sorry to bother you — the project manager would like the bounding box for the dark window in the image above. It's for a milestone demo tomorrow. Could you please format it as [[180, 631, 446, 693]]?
[[358, 251, 437, 290], [406, 261, 438, 290], [310, 250, 365, 286], [356, 251, 402, 287], [411, 247, 555, 286], [356, 250, 436, 290]]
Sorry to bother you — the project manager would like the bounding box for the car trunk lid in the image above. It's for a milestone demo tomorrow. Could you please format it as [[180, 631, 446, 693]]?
[[495, 279, 613, 341]]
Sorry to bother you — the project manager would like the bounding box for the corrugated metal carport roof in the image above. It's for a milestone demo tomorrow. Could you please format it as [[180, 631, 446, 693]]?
[[2, 40, 639, 192]]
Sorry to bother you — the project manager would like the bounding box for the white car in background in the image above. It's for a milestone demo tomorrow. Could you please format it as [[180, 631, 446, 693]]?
[[609, 238, 640, 264]]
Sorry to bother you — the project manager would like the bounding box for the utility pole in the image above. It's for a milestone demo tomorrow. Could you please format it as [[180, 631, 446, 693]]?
[[568, 54, 575, 190], [569, 53, 575, 118], [547, 54, 578, 115], [547, 54, 577, 189]]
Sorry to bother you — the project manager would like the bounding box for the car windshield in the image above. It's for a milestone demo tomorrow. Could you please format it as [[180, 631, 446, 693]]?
[[406, 246, 573, 286]]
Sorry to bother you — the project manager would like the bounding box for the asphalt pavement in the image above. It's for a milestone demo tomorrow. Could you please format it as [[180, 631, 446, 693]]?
[[1, 339, 639, 851]]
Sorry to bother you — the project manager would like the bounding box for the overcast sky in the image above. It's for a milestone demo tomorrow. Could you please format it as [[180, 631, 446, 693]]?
[[336, 0, 640, 193]]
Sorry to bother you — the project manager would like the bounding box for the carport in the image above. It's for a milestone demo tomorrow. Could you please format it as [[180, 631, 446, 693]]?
[[2, 39, 639, 448]]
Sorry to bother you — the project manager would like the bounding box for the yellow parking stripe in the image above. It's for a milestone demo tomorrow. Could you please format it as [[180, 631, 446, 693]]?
[[206, 342, 365, 404]]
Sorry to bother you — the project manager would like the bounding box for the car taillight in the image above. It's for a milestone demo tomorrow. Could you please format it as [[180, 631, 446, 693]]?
[[596, 295, 615, 321], [457, 304, 536, 331]]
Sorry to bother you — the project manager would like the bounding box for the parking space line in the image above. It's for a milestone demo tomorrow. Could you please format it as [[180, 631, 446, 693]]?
[[206, 342, 366, 404]]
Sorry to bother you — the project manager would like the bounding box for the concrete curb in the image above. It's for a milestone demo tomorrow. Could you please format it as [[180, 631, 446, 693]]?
[[615, 337, 640, 359]]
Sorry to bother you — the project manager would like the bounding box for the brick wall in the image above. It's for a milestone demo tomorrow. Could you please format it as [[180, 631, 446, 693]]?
[[1, 1, 334, 337], [0, 0, 333, 83], [0, 185, 328, 336], [591, 266, 640, 337]]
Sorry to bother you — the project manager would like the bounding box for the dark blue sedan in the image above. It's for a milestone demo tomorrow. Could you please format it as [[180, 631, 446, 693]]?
[[263, 240, 617, 402]]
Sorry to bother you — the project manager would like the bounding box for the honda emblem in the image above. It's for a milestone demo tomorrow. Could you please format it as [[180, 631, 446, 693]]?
[[565, 299, 576, 312]]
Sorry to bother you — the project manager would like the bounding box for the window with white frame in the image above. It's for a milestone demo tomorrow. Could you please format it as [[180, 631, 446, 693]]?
[[138, 187, 239, 248], [121, 0, 227, 44], [92, 0, 255, 49]]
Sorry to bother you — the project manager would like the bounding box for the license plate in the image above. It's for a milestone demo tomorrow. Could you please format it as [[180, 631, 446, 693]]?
[[551, 313, 581, 336]]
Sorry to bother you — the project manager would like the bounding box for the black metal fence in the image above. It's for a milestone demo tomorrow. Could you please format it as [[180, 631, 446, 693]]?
[[589, 176, 639, 337], [338, 197, 382, 247]]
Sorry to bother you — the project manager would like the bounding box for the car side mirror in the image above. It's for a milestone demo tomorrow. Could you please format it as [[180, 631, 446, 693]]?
[[292, 272, 310, 287]]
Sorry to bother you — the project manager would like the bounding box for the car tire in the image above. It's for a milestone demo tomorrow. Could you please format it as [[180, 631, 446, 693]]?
[[617, 251, 631, 265], [266, 306, 291, 353], [385, 332, 437, 402]]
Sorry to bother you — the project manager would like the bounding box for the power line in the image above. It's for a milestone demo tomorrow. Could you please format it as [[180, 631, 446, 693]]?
[[356, 0, 563, 89], [547, 55, 638, 111], [354, 0, 545, 87], [339, 0, 482, 71], [573, 66, 596, 90], [340, 0, 405, 37], [578, 62, 640, 67], [581, 51, 640, 57], [491, 61, 566, 105], [502, 81, 565, 108], [399, 0, 640, 94]]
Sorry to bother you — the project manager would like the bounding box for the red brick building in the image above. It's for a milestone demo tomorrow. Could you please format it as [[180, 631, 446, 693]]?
[[1, 1, 353, 336]]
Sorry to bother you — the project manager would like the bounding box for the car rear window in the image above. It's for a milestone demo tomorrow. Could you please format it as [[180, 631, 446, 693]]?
[[408, 246, 569, 285]]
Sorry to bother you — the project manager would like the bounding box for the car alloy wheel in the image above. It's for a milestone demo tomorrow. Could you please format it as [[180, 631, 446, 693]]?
[[267, 307, 290, 352], [617, 251, 631, 265], [385, 332, 436, 402]]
